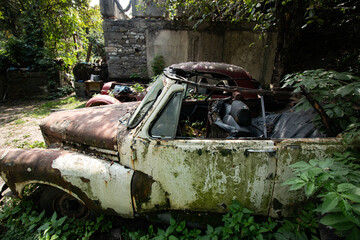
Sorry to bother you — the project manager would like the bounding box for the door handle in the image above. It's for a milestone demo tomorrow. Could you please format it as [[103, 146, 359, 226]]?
[[244, 149, 276, 157]]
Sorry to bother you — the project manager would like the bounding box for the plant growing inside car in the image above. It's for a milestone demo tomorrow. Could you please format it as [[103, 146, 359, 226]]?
[[131, 83, 145, 93], [282, 69, 360, 143]]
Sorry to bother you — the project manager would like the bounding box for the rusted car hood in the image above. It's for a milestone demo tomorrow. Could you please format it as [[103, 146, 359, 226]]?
[[40, 102, 139, 150]]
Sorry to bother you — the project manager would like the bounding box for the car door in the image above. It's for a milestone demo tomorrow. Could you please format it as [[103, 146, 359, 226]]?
[[130, 83, 277, 215]]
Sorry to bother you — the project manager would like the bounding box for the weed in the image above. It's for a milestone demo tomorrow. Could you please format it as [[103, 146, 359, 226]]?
[[17, 140, 46, 149], [126, 201, 278, 240], [130, 73, 140, 78], [282, 69, 360, 143], [23, 134, 30, 139], [47, 85, 75, 100], [0, 197, 112, 240], [131, 83, 145, 93], [11, 139, 20, 143], [14, 119, 26, 125]]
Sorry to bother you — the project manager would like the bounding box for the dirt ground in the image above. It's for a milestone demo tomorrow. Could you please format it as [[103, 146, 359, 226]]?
[[0, 99, 45, 149], [0, 96, 87, 149]]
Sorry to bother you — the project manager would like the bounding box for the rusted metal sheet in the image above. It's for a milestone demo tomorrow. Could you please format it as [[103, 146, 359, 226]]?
[[169, 75, 297, 96], [0, 148, 134, 217], [170, 62, 253, 81], [131, 171, 168, 212], [40, 102, 139, 150], [169, 62, 259, 99]]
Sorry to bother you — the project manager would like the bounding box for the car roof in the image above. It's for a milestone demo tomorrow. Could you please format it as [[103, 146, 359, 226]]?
[[168, 62, 253, 80]]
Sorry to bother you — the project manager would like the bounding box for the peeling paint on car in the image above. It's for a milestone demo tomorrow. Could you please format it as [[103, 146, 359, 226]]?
[[40, 102, 139, 151], [52, 153, 134, 217]]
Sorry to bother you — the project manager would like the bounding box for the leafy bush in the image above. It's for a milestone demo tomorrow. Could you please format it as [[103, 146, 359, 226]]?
[[128, 201, 278, 240], [274, 202, 319, 240], [282, 69, 360, 143], [283, 151, 360, 239], [0, 198, 112, 240], [151, 55, 165, 76]]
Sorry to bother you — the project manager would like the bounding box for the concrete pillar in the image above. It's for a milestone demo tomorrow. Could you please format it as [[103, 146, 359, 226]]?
[[132, 0, 165, 18], [100, 0, 120, 19]]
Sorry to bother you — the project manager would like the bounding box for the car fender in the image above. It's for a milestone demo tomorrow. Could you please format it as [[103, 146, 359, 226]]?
[[85, 95, 121, 107], [0, 148, 134, 217]]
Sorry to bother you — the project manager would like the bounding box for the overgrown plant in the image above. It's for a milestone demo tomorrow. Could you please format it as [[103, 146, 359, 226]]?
[[0, 197, 112, 240], [283, 151, 360, 239], [128, 201, 278, 240], [151, 55, 165, 76], [131, 83, 145, 93], [282, 69, 360, 143], [274, 203, 319, 240]]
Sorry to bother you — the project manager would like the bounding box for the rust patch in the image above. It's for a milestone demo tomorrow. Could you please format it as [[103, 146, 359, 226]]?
[[131, 171, 154, 211], [40, 102, 139, 150], [0, 148, 101, 214], [80, 177, 90, 183]]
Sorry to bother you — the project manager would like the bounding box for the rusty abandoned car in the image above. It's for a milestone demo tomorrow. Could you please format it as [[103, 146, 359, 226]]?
[[0, 62, 348, 222], [85, 81, 147, 107]]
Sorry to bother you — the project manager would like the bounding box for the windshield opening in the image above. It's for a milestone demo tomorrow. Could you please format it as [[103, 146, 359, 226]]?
[[127, 75, 166, 128]]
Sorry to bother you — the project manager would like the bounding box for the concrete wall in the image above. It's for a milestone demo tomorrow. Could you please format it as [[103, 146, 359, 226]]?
[[103, 18, 277, 85]]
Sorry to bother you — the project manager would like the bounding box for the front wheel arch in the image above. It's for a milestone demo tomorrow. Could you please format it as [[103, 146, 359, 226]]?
[[32, 184, 91, 218]]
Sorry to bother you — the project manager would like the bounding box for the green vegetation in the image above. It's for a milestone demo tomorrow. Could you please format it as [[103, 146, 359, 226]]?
[[156, 0, 360, 85], [1, 197, 321, 240], [151, 55, 165, 76], [29, 96, 86, 118], [281, 69, 360, 239], [17, 140, 46, 149], [0, 0, 104, 71], [131, 83, 145, 93], [282, 69, 360, 143], [283, 151, 360, 239], [14, 119, 26, 125], [129, 201, 278, 239], [0, 198, 112, 240]]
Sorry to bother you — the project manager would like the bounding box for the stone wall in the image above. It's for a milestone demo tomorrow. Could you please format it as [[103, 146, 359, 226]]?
[[104, 19, 148, 79], [103, 18, 277, 85]]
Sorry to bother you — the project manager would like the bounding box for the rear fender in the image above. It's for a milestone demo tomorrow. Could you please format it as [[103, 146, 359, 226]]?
[[0, 149, 134, 217], [85, 95, 121, 107]]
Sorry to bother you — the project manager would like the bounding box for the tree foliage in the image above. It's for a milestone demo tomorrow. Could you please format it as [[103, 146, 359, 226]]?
[[0, 0, 103, 71], [157, 0, 360, 84], [159, 0, 359, 34], [282, 69, 360, 143]]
